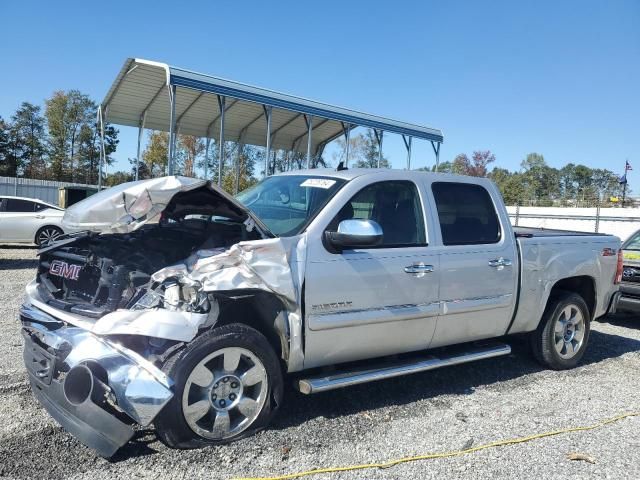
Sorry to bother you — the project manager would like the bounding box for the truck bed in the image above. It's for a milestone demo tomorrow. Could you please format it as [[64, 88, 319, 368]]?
[[513, 226, 610, 238]]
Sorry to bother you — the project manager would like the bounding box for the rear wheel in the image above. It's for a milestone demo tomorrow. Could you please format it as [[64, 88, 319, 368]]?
[[155, 324, 283, 449], [35, 226, 63, 246], [530, 291, 591, 370]]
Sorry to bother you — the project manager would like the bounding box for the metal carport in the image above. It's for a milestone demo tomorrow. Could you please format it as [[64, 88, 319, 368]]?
[[98, 58, 444, 189]]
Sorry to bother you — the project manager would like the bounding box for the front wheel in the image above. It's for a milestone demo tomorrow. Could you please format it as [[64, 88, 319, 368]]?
[[530, 291, 591, 370], [155, 324, 283, 449]]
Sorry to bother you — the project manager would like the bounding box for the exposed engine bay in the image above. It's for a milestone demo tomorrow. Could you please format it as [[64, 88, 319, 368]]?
[[37, 184, 262, 319]]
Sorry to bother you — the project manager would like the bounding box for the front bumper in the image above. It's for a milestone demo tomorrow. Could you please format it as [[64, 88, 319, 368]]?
[[616, 282, 640, 314], [20, 303, 173, 457]]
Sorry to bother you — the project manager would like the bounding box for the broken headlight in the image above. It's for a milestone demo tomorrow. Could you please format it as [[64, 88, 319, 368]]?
[[131, 289, 163, 310], [132, 278, 210, 313]]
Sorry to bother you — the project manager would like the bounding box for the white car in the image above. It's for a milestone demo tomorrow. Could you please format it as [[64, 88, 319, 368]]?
[[0, 196, 66, 246]]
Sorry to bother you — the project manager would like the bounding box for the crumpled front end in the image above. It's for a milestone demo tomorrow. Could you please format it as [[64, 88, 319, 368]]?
[[20, 303, 173, 457]]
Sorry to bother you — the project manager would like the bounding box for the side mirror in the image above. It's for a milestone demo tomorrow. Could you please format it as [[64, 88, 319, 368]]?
[[325, 219, 383, 250]]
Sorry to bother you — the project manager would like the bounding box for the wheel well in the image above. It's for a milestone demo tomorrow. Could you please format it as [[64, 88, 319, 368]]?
[[550, 276, 596, 317], [213, 291, 287, 364]]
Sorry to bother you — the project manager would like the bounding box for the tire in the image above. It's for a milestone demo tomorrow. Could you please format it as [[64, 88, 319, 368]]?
[[35, 225, 63, 246], [154, 323, 284, 449], [530, 291, 591, 370]]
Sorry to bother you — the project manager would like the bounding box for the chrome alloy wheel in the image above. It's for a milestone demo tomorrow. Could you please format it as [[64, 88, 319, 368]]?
[[181, 347, 268, 440], [553, 305, 585, 359], [37, 227, 61, 246]]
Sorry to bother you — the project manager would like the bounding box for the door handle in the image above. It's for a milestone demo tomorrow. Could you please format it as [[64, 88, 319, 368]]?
[[404, 263, 434, 276], [488, 257, 512, 268]]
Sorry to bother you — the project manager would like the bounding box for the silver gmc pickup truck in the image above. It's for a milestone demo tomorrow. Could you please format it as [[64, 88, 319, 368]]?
[[20, 169, 623, 456]]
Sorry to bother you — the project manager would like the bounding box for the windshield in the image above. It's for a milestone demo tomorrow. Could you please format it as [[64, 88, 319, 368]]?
[[236, 175, 346, 236], [624, 230, 640, 251]]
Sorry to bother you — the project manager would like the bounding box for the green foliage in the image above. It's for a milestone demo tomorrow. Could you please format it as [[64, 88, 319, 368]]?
[[491, 153, 626, 205], [142, 131, 169, 177], [222, 144, 260, 194], [0, 90, 119, 182], [450, 151, 495, 177], [0, 116, 12, 176], [334, 129, 390, 168]]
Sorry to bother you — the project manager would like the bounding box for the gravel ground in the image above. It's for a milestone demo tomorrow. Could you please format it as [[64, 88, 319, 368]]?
[[1, 246, 640, 480]]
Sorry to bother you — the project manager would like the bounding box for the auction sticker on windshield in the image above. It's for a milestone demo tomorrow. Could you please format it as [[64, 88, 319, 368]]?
[[300, 178, 336, 189]]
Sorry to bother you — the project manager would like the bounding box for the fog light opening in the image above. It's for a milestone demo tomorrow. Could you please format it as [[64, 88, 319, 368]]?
[[63, 365, 94, 406]]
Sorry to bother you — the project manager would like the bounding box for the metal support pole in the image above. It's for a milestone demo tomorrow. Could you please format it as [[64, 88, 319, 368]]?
[[97, 106, 106, 189], [167, 84, 177, 176], [203, 137, 211, 180], [341, 123, 352, 167], [402, 135, 413, 170], [234, 142, 242, 194], [373, 129, 383, 168], [217, 96, 226, 186], [135, 111, 147, 181], [263, 105, 272, 177], [431, 141, 441, 172], [304, 115, 313, 169]]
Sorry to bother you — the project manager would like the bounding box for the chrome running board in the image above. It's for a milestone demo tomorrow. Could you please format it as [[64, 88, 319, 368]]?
[[296, 342, 511, 394]]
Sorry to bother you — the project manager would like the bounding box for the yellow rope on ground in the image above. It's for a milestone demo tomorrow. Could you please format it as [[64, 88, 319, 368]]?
[[233, 411, 639, 480]]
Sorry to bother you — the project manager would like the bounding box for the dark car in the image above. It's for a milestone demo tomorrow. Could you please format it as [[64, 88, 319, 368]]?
[[618, 229, 640, 313]]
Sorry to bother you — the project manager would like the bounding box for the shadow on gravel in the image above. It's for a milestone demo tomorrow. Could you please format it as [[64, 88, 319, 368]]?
[[271, 328, 640, 431], [598, 313, 640, 329], [0, 258, 39, 270], [0, 246, 39, 270], [109, 429, 159, 462]]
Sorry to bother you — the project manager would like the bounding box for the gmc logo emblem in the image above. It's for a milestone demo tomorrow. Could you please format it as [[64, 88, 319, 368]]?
[[49, 260, 81, 281]]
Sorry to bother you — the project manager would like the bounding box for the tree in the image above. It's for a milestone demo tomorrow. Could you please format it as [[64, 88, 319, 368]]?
[[45, 91, 70, 179], [452, 154, 471, 174], [450, 151, 495, 177], [469, 150, 495, 177], [178, 134, 205, 177], [222, 143, 259, 193], [0, 116, 11, 176], [197, 139, 219, 181], [142, 131, 169, 177], [105, 170, 133, 186], [332, 129, 389, 169], [66, 91, 94, 181], [520, 153, 560, 202], [353, 129, 389, 168], [11, 102, 47, 178], [429, 161, 453, 173], [489, 167, 526, 205], [1, 117, 24, 177]]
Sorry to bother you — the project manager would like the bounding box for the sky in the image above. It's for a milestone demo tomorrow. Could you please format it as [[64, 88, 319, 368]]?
[[1, 1, 638, 185]]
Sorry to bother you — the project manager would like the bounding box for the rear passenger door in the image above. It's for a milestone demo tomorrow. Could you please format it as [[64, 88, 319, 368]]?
[[429, 181, 518, 348]]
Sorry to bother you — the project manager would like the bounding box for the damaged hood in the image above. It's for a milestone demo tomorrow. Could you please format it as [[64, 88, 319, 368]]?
[[62, 176, 264, 234]]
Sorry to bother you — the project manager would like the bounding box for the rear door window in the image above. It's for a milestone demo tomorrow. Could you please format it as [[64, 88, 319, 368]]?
[[4, 199, 35, 213], [432, 182, 501, 245]]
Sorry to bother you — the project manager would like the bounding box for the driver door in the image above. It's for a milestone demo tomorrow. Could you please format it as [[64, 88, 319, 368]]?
[[303, 180, 440, 369]]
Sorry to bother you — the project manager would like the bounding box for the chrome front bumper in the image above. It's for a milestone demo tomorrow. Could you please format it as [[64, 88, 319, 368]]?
[[20, 303, 173, 457]]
